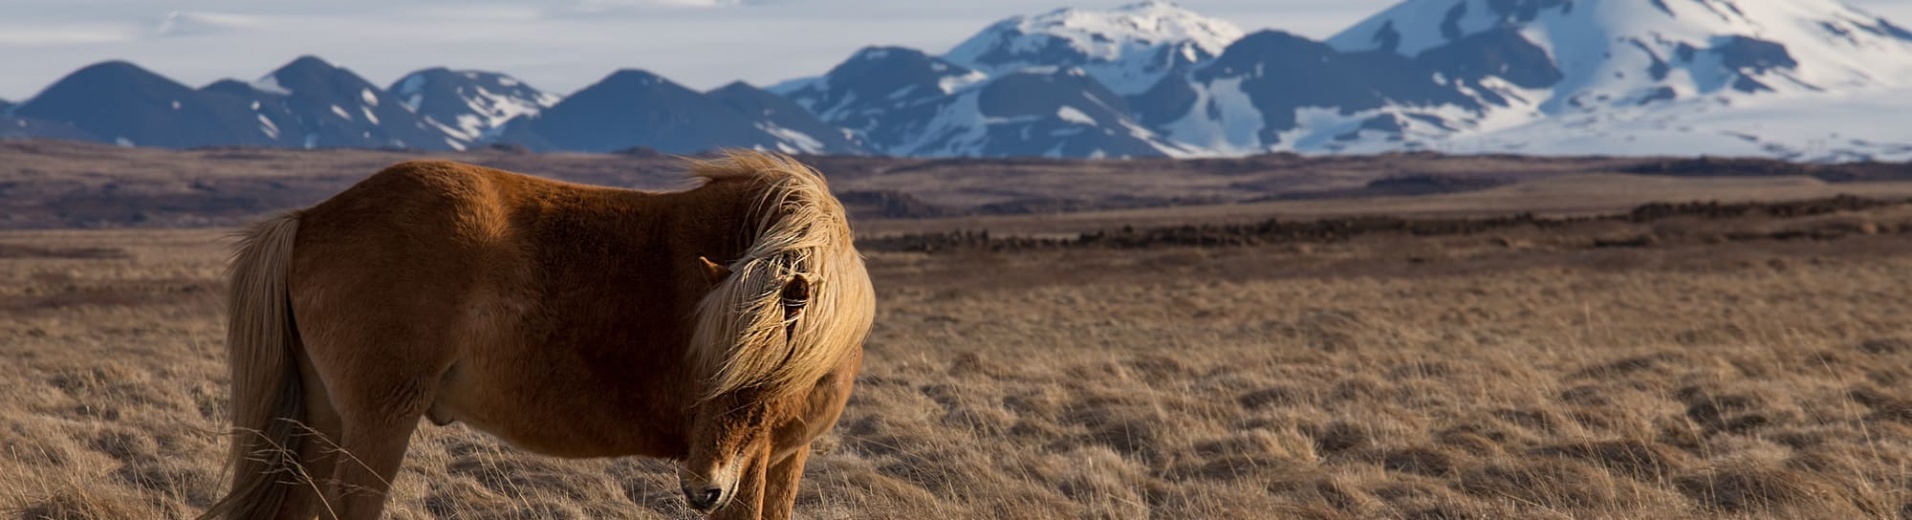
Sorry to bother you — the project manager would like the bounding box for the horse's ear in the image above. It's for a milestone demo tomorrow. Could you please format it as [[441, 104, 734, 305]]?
[[697, 256, 731, 284]]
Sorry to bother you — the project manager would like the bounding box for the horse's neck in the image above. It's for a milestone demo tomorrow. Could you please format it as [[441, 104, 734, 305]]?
[[521, 180, 760, 339], [517, 182, 755, 301], [649, 180, 760, 262]]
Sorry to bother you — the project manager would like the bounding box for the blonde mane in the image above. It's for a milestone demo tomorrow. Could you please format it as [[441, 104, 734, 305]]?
[[688, 151, 875, 400]]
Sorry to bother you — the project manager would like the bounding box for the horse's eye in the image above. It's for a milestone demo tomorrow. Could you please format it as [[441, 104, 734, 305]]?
[[780, 275, 811, 307], [780, 276, 810, 340]]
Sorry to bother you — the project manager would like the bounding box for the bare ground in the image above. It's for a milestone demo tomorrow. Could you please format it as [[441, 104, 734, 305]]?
[[8, 200, 1912, 518]]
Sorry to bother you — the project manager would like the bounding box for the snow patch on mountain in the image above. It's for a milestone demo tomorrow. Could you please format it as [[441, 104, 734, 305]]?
[[249, 74, 290, 96], [944, 0, 1244, 95], [759, 123, 826, 154], [1447, 86, 1912, 161], [1154, 76, 1261, 154], [388, 68, 560, 147]]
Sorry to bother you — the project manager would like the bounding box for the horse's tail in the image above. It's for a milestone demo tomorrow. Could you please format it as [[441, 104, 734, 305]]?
[[200, 212, 307, 520]]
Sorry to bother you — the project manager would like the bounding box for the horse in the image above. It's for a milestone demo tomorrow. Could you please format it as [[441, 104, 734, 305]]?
[[198, 151, 876, 520]]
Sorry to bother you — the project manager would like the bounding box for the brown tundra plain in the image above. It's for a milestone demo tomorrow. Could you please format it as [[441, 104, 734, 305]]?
[[6, 144, 1912, 519]]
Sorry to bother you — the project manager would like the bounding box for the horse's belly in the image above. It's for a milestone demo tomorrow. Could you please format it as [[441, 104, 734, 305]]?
[[427, 368, 669, 458], [429, 397, 623, 457]]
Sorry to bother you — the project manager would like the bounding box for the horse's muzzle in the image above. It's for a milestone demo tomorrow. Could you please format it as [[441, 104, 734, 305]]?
[[684, 485, 725, 512]]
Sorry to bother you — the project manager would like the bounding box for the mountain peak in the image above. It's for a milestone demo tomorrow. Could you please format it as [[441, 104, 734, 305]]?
[[36, 61, 182, 95], [397, 66, 453, 80], [272, 55, 338, 76], [848, 46, 933, 64], [711, 80, 757, 93], [25, 60, 186, 103], [70, 60, 154, 78], [601, 69, 672, 88], [254, 55, 348, 96], [943, 0, 1243, 95]]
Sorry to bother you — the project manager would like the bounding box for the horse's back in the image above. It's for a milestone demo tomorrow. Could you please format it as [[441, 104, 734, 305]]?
[[292, 160, 530, 306], [299, 159, 532, 245], [286, 161, 543, 413]]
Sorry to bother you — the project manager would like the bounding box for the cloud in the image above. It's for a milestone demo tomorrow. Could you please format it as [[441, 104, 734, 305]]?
[[0, 24, 141, 46], [150, 11, 266, 37], [567, 0, 745, 9]]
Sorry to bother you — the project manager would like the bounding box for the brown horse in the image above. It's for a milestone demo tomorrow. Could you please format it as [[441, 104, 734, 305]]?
[[199, 151, 875, 520]]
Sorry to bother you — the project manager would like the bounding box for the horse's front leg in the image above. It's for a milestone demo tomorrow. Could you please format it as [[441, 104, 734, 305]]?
[[761, 446, 813, 520], [711, 441, 772, 520]]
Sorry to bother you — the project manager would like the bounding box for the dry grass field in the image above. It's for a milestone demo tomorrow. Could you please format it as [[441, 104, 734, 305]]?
[[8, 195, 1912, 519]]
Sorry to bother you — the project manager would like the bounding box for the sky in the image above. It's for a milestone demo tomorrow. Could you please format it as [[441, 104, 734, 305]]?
[[1, 0, 1910, 101]]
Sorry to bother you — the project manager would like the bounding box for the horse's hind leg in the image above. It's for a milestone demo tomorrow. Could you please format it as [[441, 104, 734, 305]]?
[[294, 281, 463, 518], [319, 370, 438, 520], [298, 326, 449, 519], [274, 347, 345, 519]]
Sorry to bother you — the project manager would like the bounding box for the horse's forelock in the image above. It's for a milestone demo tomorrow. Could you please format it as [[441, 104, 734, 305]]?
[[688, 151, 874, 403]]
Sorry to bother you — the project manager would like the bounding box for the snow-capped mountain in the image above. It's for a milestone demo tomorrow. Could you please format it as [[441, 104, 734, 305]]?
[[781, 47, 988, 154], [1328, 0, 1912, 160], [945, 0, 1243, 95], [947, 68, 1189, 157], [778, 2, 1242, 158], [389, 68, 560, 150], [706, 81, 870, 155], [1131, 0, 1912, 159], [256, 56, 451, 150], [9, 57, 454, 150], [197, 78, 304, 147], [785, 46, 1185, 157], [2, 58, 862, 155], [1332, 0, 1912, 111], [1134, 30, 1487, 154], [494, 69, 860, 154]]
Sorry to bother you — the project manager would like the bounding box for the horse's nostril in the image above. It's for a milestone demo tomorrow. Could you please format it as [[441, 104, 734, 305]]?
[[684, 486, 724, 511]]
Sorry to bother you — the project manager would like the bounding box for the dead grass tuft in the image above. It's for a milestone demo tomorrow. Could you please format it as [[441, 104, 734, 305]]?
[[1857, 338, 1912, 355], [1674, 464, 1866, 515], [11, 487, 147, 520], [1457, 459, 1638, 510], [1530, 439, 1693, 481], [1308, 421, 1372, 456], [1381, 447, 1461, 478]]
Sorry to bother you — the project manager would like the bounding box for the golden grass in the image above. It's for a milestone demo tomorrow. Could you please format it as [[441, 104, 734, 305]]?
[[6, 223, 1912, 519]]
